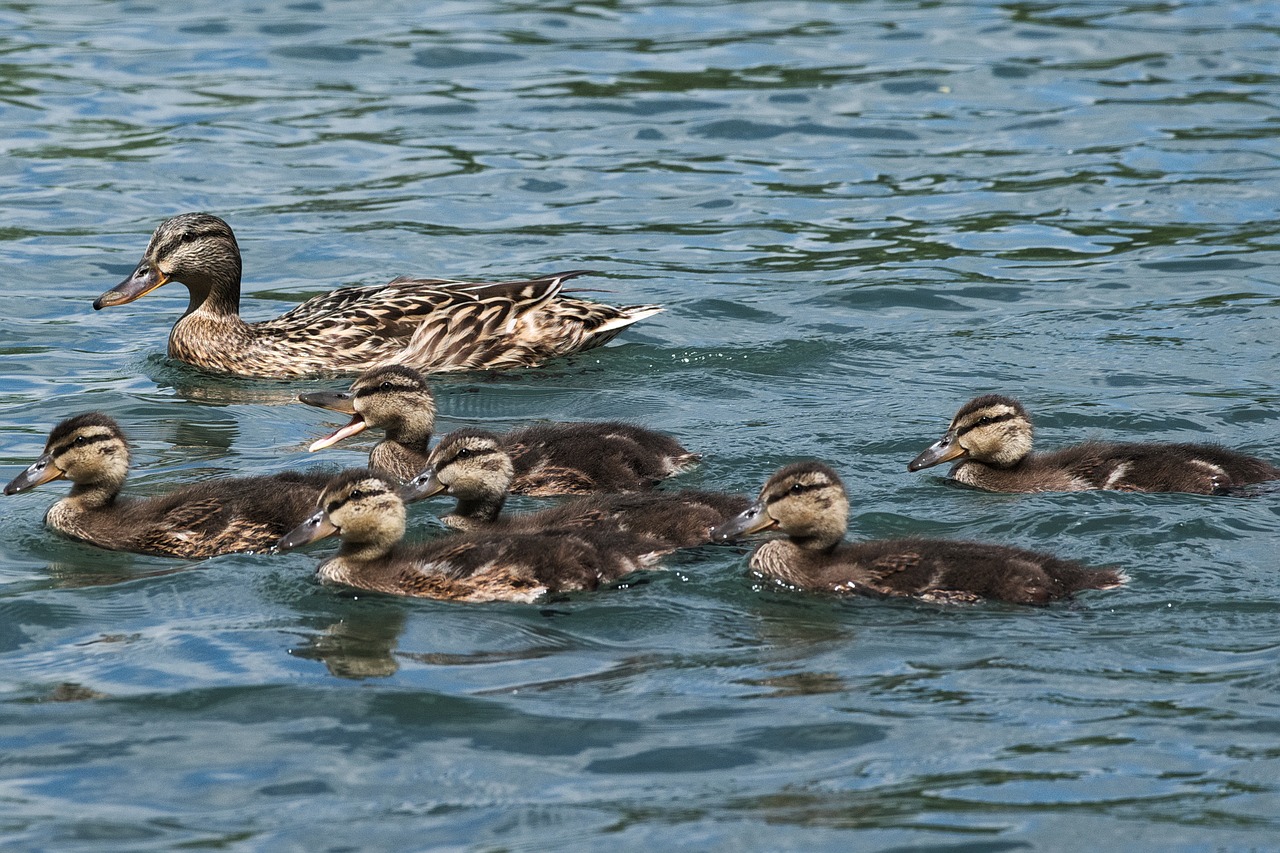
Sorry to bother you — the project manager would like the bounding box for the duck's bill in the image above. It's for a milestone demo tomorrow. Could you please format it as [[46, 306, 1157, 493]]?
[[398, 468, 445, 503], [277, 509, 340, 552], [308, 413, 367, 452], [709, 501, 776, 542], [93, 262, 170, 310], [298, 390, 357, 415], [4, 454, 65, 495], [907, 436, 967, 472]]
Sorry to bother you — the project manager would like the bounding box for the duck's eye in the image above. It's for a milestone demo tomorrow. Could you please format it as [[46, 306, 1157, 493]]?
[[73, 435, 88, 447], [348, 489, 366, 501], [975, 416, 991, 427], [455, 448, 472, 460], [789, 482, 805, 495], [380, 381, 393, 391]]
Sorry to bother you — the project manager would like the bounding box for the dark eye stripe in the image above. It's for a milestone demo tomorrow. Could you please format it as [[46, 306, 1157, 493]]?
[[957, 412, 1017, 436], [443, 446, 498, 464], [326, 486, 389, 513], [52, 433, 116, 457], [155, 228, 225, 257], [766, 481, 826, 504], [353, 382, 419, 398]]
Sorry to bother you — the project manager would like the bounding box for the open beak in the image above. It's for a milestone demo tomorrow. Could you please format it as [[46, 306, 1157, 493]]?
[[93, 261, 170, 310], [276, 508, 340, 552], [398, 467, 446, 503], [300, 390, 363, 451], [4, 453, 66, 495], [709, 500, 777, 542], [907, 432, 968, 472]]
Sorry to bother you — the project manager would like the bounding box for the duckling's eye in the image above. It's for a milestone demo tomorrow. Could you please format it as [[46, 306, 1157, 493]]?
[[73, 435, 88, 447], [789, 483, 805, 495], [455, 448, 472, 460], [348, 489, 366, 501], [975, 416, 991, 427], [380, 381, 393, 391]]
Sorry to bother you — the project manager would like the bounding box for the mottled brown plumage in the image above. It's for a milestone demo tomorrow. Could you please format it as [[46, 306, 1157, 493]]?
[[300, 364, 699, 490], [909, 394, 1280, 494], [400, 430, 748, 549], [277, 470, 665, 602], [93, 213, 662, 378], [712, 462, 1125, 605], [3, 413, 329, 558]]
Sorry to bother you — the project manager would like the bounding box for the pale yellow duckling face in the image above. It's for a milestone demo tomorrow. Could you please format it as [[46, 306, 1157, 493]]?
[[94, 213, 240, 309], [712, 462, 850, 550], [302, 365, 438, 452], [278, 470, 405, 553], [400, 430, 514, 503], [4, 412, 130, 495], [908, 394, 1034, 471]]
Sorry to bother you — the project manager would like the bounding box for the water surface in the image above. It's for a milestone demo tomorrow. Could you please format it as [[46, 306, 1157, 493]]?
[[2, 1, 1279, 849]]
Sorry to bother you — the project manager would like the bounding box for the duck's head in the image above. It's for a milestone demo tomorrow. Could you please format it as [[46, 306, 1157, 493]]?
[[4, 412, 130, 496], [277, 469, 405, 554], [301, 365, 437, 452], [711, 461, 849, 551], [908, 394, 1033, 472], [94, 213, 241, 311], [399, 429, 514, 504]]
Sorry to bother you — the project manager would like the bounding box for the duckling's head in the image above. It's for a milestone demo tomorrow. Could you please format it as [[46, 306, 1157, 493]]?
[[4, 412, 130, 497], [711, 461, 849, 551], [908, 394, 1033, 472], [302, 365, 437, 452], [400, 429, 514, 503], [94, 213, 242, 312], [277, 469, 405, 557]]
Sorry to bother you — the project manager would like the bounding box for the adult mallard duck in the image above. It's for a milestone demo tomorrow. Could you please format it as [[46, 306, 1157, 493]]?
[[712, 462, 1125, 605], [301, 363, 699, 489], [400, 429, 748, 548], [4, 412, 330, 558], [93, 213, 662, 378], [277, 469, 665, 602], [908, 394, 1280, 494]]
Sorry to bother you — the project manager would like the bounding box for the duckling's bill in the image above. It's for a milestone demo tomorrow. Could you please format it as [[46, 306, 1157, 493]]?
[[710, 501, 776, 542], [4, 454, 65, 495], [93, 263, 170, 310], [398, 468, 445, 502], [277, 508, 340, 552], [908, 435, 967, 472], [308, 414, 368, 452]]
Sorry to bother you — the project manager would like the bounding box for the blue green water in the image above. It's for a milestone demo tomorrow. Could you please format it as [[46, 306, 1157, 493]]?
[[2, 1, 1279, 849]]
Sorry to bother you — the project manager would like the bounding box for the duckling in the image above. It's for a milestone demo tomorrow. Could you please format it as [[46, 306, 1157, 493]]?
[[93, 213, 662, 378], [301, 363, 699, 491], [712, 462, 1125, 605], [277, 469, 665, 602], [401, 429, 749, 549], [908, 394, 1280, 494], [4, 413, 330, 558]]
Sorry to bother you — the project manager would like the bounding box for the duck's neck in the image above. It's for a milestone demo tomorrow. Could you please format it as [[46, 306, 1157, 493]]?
[[180, 260, 242, 319], [452, 491, 506, 525], [370, 441, 431, 484], [335, 536, 396, 564], [65, 479, 123, 511], [789, 532, 844, 552]]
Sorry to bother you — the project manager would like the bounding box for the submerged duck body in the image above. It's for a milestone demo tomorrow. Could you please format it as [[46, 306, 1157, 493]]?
[[278, 469, 664, 602], [712, 462, 1125, 605], [94, 213, 662, 379], [909, 394, 1280, 494], [402, 429, 749, 549], [4, 413, 329, 559], [301, 364, 699, 490]]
